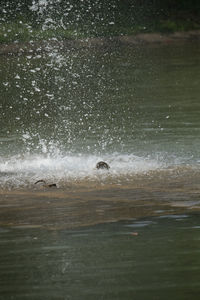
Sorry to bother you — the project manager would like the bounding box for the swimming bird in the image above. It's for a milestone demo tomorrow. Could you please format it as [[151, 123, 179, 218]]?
[[34, 179, 57, 188], [96, 161, 110, 170]]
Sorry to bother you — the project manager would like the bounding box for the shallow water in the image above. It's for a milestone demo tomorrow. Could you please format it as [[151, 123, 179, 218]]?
[[0, 167, 200, 229], [1, 214, 200, 300]]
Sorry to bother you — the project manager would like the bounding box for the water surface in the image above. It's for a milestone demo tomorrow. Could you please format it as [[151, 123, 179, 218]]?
[[1, 214, 200, 300], [1, 39, 200, 299]]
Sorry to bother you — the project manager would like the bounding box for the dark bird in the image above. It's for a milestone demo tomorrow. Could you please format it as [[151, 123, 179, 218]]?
[[34, 179, 57, 188], [96, 161, 110, 170]]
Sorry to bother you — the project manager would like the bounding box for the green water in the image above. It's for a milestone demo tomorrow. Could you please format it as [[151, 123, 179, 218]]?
[[1, 214, 200, 300], [1, 42, 200, 158]]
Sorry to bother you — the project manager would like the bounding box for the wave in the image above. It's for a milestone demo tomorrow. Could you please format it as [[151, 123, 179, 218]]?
[[1, 150, 200, 189]]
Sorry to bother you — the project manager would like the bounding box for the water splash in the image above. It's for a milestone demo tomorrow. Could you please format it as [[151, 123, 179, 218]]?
[[0, 152, 165, 189], [1, 1, 200, 190]]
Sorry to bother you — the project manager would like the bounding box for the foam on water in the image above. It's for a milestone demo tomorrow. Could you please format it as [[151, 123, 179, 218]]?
[[0, 152, 165, 189]]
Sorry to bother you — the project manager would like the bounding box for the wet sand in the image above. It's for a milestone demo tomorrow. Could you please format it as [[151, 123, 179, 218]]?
[[1, 170, 200, 230]]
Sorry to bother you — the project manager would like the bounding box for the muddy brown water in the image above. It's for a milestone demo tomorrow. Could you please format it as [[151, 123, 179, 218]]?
[[1, 169, 200, 230]]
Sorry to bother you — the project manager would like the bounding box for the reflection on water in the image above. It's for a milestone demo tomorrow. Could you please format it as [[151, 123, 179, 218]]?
[[1, 214, 200, 300]]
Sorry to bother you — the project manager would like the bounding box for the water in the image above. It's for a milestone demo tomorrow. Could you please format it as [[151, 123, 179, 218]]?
[[1, 39, 200, 226], [1, 214, 200, 300], [1, 42, 200, 188], [1, 15, 200, 298]]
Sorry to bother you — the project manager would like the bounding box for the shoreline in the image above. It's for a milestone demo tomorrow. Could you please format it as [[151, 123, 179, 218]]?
[[1, 30, 200, 55]]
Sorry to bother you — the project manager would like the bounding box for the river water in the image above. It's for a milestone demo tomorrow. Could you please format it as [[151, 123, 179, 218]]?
[[1, 214, 200, 300], [1, 40, 200, 298]]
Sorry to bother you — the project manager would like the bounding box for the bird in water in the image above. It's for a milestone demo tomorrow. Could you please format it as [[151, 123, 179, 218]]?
[[96, 161, 110, 170], [34, 179, 57, 188], [34, 162, 110, 187]]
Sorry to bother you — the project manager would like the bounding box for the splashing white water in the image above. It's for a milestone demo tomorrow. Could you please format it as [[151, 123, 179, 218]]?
[[0, 153, 164, 189]]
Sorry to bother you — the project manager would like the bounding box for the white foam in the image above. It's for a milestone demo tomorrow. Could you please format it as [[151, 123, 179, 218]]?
[[0, 153, 163, 188]]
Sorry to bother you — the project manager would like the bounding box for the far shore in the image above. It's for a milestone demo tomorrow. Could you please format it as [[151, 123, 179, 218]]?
[[1, 30, 200, 55]]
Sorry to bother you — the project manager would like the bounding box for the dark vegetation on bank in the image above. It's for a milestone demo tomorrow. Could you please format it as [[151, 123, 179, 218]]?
[[0, 0, 200, 44]]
